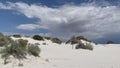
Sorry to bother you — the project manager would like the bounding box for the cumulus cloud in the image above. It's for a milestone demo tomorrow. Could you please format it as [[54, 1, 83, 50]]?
[[0, 2, 120, 41]]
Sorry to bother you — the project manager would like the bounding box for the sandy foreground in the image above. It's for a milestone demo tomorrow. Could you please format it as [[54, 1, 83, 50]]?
[[0, 37, 120, 68]]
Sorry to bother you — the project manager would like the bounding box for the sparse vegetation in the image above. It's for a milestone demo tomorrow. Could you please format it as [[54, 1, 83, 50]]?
[[28, 44, 41, 57], [51, 38, 62, 44], [66, 36, 78, 44], [0, 38, 41, 65], [106, 41, 114, 44], [0, 40, 27, 64], [13, 34, 21, 38], [66, 36, 92, 44], [75, 43, 93, 50], [76, 36, 92, 42], [0, 33, 11, 47], [44, 36, 51, 40], [18, 39, 28, 48], [33, 35, 44, 41], [43, 43, 46, 45]]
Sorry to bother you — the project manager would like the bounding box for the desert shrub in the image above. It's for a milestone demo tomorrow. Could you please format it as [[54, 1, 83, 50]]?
[[35, 43, 40, 45], [44, 36, 51, 40], [84, 43, 93, 50], [51, 38, 62, 44], [28, 44, 40, 57], [75, 43, 93, 50], [106, 41, 114, 44], [66, 36, 78, 44], [18, 39, 28, 48], [10, 41, 27, 58], [0, 40, 27, 64], [42, 43, 46, 45], [0, 46, 11, 64], [0, 33, 11, 47], [33, 35, 44, 41], [13, 34, 21, 38], [76, 36, 91, 42], [0, 39, 41, 65], [66, 36, 92, 44], [70, 36, 78, 44]]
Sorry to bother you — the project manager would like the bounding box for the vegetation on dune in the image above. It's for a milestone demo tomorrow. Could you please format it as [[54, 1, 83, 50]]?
[[44, 36, 62, 44], [76, 36, 92, 42], [51, 38, 62, 44], [33, 35, 44, 41], [106, 40, 114, 44], [0, 33, 12, 47], [18, 39, 28, 48], [0, 38, 41, 65], [66, 36, 78, 44], [75, 43, 93, 50], [28, 44, 41, 57], [44, 36, 51, 40], [13, 34, 21, 38], [66, 36, 92, 44], [0, 40, 27, 65], [66, 35, 94, 50]]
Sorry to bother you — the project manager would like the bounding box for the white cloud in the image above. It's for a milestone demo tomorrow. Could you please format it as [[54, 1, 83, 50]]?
[[1, 2, 120, 41], [17, 24, 47, 31], [17, 24, 39, 31]]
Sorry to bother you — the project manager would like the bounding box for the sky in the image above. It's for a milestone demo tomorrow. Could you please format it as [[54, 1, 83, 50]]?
[[0, 0, 120, 43]]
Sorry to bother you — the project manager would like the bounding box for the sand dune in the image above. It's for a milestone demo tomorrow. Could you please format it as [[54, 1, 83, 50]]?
[[0, 37, 120, 68]]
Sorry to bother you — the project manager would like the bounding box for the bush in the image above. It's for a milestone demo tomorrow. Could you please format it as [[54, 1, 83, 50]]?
[[106, 41, 114, 44], [18, 39, 28, 48], [0, 39, 41, 65], [76, 36, 91, 42], [42, 43, 46, 45], [75, 43, 93, 50], [44, 36, 51, 40], [67, 36, 78, 44], [33, 35, 44, 41], [51, 38, 62, 44], [0, 33, 11, 47], [13, 34, 21, 38], [66, 36, 92, 44], [28, 44, 41, 57], [85, 43, 93, 50], [0, 40, 28, 64]]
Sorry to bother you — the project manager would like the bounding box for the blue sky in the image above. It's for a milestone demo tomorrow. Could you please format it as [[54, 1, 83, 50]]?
[[0, 0, 120, 43]]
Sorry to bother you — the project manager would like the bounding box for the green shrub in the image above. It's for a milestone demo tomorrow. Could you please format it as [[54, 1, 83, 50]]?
[[76, 36, 91, 42], [35, 43, 40, 45], [0, 33, 11, 47], [33, 35, 44, 41], [66, 36, 92, 44], [0, 40, 27, 64], [51, 38, 62, 44], [70, 36, 78, 44], [0, 39, 41, 65], [84, 43, 93, 50], [0, 46, 11, 64], [44, 36, 51, 40], [28, 44, 40, 57], [13, 34, 21, 38], [106, 41, 114, 44], [18, 39, 28, 48], [66, 36, 78, 44], [75, 43, 93, 50], [42, 43, 46, 45]]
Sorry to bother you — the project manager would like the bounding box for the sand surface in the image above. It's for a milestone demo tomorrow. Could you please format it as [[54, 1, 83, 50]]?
[[0, 37, 120, 68]]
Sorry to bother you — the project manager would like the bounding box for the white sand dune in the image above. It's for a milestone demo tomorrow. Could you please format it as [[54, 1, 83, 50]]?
[[0, 37, 120, 68]]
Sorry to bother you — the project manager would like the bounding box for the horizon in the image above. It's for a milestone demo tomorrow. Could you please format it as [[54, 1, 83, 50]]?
[[0, 0, 120, 44]]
